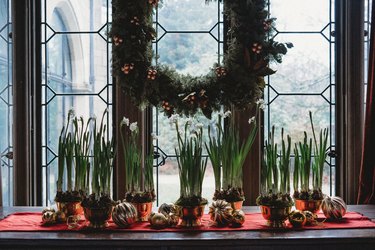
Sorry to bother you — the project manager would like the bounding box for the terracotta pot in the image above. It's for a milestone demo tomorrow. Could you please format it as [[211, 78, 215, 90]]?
[[132, 202, 153, 222], [230, 200, 243, 210], [83, 205, 113, 229], [295, 199, 322, 214], [56, 201, 83, 216], [175, 205, 205, 227], [260, 205, 291, 228]]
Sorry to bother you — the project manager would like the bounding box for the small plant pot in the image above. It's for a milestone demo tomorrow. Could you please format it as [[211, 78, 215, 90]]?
[[83, 205, 113, 229], [260, 205, 291, 228], [295, 199, 322, 214], [229, 200, 243, 210], [56, 201, 83, 216], [132, 202, 153, 222], [176, 205, 205, 227]]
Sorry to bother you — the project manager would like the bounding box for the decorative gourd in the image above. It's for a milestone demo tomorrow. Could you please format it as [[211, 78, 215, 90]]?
[[112, 201, 138, 228], [303, 210, 318, 225], [231, 210, 245, 227], [42, 210, 56, 225], [288, 210, 306, 227], [55, 210, 67, 223], [209, 200, 233, 226], [158, 203, 176, 216], [167, 212, 179, 227], [321, 195, 347, 220], [149, 212, 168, 229]]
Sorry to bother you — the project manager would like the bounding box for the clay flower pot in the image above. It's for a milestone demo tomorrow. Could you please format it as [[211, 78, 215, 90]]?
[[175, 205, 205, 227], [260, 205, 291, 228]]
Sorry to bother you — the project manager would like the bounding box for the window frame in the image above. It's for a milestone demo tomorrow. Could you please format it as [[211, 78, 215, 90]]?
[[9, 0, 367, 206]]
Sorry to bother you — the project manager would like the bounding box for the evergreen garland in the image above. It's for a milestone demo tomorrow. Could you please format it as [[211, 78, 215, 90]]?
[[111, 0, 292, 118]]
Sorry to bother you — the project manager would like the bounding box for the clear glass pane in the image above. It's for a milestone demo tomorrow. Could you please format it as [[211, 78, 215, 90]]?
[[158, 33, 219, 76], [0, 0, 12, 206], [157, 157, 214, 205], [158, 0, 219, 31], [266, 95, 331, 145], [265, 0, 335, 196], [270, 0, 330, 31], [42, 0, 112, 206], [269, 34, 331, 93], [45, 0, 108, 32], [153, 1, 222, 205]]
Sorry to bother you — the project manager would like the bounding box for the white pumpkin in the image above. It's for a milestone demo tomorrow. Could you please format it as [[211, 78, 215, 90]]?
[[321, 196, 347, 220], [112, 201, 138, 228], [209, 200, 233, 226]]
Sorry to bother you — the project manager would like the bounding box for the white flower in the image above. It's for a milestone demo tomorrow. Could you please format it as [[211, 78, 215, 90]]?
[[68, 108, 75, 119], [195, 122, 204, 129], [223, 110, 231, 118], [151, 132, 159, 141], [219, 111, 224, 117], [169, 114, 179, 125], [189, 133, 197, 140], [186, 118, 193, 126], [121, 117, 130, 126], [178, 129, 184, 137], [129, 122, 138, 132], [256, 99, 266, 110], [248, 116, 256, 124]]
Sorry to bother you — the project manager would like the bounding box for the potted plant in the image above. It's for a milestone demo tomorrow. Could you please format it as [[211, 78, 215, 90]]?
[[81, 109, 115, 228], [55, 110, 92, 216], [120, 117, 156, 221], [171, 115, 208, 227], [293, 111, 328, 214], [256, 126, 294, 228], [206, 101, 261, 209]]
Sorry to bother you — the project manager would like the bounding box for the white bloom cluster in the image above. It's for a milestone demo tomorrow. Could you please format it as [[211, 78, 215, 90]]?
[[248, 116, 256, 124], [219, 110, 231, 118], [256, 99, 266, 110], [129, 122, 138, 132], [68, 108, 75, 119], [169, 114, 179, 125], [121, 117, 130, 126]]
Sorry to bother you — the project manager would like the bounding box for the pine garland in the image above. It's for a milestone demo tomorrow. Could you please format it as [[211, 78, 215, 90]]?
[[111, 0, 292, 118]]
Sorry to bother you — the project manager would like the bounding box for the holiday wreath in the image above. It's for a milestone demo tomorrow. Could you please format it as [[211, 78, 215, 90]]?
[[110, 0, 292, 118]]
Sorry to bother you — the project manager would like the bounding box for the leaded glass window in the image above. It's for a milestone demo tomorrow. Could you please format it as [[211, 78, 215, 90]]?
[[41, 0, 112, 206], [265, 0, 336, 195], [0, 0, 12, 206]]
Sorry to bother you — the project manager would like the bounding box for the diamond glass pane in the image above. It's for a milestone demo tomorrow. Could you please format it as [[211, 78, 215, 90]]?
[[0, 0, 12, 206], [41, 0, 112, 206], [270, 0, 330, 31], [153, 0, 223, 205], [269, 34, 331, 93], [158, 33, 219, 76], [266, 0, 335, 195], [158, 0, 220, 31]]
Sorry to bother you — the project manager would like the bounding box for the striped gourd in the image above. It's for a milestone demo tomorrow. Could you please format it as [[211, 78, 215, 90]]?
[[321, 196, 347, 220], [112, 201, 137, 228]]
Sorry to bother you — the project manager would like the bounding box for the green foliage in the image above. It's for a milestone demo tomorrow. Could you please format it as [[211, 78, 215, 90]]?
[[173, 117, 208, 206], [57, 110, 91, 194], [120, 117, 155, 202], [258, 125, 293, 207], [260, 126, 291, 195], [206, 104, 259, 202], [73, 116, 93, 193], [310, 111, 329, 191], [92, 109, 114, 197], [292, 112, 328, 200], [110, 0, 291, 118]]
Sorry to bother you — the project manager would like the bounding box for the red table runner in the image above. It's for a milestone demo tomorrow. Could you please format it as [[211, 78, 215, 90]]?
[[0, 212, 374, 232]]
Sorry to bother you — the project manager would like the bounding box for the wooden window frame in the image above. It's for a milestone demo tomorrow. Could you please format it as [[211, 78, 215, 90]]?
[[10, 0, 367, 205]]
